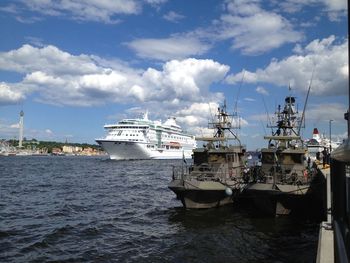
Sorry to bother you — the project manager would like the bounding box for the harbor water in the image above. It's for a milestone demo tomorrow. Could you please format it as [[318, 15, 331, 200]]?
[[0, 156, 319, 262]]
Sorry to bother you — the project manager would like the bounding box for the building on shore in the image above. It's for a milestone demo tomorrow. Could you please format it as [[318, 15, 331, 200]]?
[[61, 145, 105, 156], [62, 145, 83, 154]]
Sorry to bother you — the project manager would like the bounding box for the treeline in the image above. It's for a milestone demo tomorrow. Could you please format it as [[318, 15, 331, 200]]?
[[5, 139, 101, 153]]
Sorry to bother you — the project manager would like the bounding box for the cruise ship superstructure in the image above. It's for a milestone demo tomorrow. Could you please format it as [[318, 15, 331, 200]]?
[[96, 113, 196, 160], [306, 128, 341, 161]]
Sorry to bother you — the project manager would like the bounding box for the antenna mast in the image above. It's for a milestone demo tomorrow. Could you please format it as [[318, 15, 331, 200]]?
[[234, 70, 245, 114], [298, 68, 315, 135]]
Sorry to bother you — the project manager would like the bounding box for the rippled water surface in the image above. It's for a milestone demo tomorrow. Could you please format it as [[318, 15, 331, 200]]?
[[0, 156, 319, 262]]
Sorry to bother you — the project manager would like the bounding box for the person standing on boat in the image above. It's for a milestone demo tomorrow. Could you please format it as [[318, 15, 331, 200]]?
[[322, 147, 327, 168], [316, 151, 320, 161], [326, 150, 331, 164]]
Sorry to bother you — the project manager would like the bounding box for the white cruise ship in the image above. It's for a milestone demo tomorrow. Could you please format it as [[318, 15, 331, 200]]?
[[306, 128, 341, 161], [96, 113, 196, 160]]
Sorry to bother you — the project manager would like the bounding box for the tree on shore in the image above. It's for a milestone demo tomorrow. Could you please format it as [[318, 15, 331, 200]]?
[[3, 139, 101, 153]]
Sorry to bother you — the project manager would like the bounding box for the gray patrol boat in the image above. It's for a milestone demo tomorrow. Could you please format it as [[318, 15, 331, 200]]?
[[246, 95, 325, 217], [168, 102, 249, 209]]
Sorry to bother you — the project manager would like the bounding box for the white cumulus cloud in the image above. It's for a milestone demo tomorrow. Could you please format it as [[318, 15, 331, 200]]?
[[256, 86, 269, 96], [174, 101, 249, 137], [0, 45, 230, 109], [141, 58, 229, 101], [0, 44, 100, 75], [276, 0, 347, 21], [306, 102, 347, 123], [126, 36, 211, 61], [163, 11, 185, 23], [216, 0, 303, 55], [226, 36, 348, 96], [7, 0, 142, 24], [0, 83, 26, 105]]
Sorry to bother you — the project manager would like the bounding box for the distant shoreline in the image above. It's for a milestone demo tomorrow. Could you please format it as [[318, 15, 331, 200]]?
[[0, 139, 104, 156]]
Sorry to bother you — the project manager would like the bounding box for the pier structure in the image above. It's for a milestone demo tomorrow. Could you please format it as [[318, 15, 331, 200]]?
[[317, 73, 350, 263], [317, 138, 350, 263]]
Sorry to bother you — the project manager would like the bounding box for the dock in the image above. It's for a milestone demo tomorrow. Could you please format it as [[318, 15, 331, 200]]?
[[316, 138, 350, 263], [316, 166, 334, 262]]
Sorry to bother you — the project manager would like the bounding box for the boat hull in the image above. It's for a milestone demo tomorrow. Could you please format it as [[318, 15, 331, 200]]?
[[168, 179, 236, 209], [243, 172, 326, 218], [96, 140, 193, 160], [244, 187, 308, 216]]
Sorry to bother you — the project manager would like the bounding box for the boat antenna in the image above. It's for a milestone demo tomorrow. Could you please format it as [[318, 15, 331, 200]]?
[[234, 70, 245, 114], [260, 119, 267, 136], [262, 95, 273, 134], [208, 102, 215, 125], [298, 67, 315, 135]]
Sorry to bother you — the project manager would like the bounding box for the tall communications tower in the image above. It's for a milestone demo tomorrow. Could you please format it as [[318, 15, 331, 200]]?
[[19, 110, 24, 148]]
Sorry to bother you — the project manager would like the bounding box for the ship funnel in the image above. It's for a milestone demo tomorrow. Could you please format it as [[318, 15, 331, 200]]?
[[312, 128, 321, 141]]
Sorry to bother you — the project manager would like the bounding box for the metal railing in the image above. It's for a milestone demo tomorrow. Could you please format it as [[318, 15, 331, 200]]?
[[251, 164, 317, 185], [172, 164, 247, 186]]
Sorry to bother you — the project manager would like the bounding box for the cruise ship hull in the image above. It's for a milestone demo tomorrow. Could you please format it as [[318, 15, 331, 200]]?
[[96, 140, 193, 160]]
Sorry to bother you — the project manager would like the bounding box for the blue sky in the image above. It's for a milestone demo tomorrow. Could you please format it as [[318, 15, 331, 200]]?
[[0, 0, 348, 150]]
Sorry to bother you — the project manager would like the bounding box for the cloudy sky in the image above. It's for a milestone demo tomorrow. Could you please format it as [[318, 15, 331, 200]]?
[[0, 0, 348, 149]]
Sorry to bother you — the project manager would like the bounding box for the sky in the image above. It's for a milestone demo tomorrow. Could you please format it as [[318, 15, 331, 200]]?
[[0, 0, 348, 150]]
